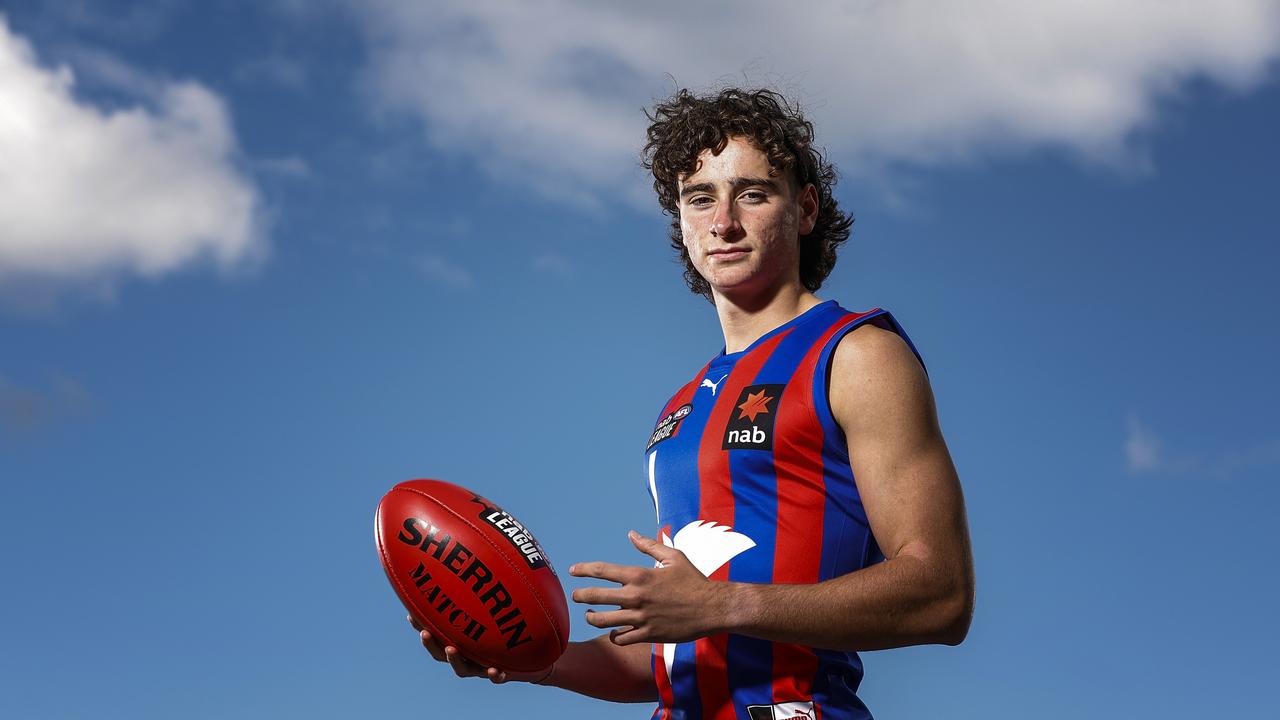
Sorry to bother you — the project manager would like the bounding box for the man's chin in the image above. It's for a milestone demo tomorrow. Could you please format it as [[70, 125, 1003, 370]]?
[[710, 278, 782, 307]]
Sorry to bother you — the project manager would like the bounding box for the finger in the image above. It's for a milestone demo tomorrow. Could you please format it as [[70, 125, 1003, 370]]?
[[572, 586, 633, 607], [585, 608, 641, 629], [569, 561, 641, 584], [444, 645, 482, 677], [486, 667, 509, 684], [407, 614, 424, 632], [609, 625, 647, 646], [628, 530, 681, 565], [419, 630, 447, 662]]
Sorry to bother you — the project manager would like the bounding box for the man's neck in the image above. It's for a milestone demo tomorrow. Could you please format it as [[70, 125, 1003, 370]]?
[[713, 283, 823, 354]]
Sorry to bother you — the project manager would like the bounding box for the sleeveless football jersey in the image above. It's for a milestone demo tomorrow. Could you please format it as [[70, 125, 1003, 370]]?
[[643, 301, 924, 720]]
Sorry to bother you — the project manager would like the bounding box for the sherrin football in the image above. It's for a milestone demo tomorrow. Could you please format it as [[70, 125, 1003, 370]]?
[[375, 479, 570, 672]]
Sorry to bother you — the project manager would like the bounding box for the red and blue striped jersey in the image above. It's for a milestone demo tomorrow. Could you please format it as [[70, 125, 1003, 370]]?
[[644, 301, 924, 720]]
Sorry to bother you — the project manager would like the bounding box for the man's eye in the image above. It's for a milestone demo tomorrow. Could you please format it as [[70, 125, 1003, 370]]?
[[689, 196, 712, 206], [741, 191, 766, 202]]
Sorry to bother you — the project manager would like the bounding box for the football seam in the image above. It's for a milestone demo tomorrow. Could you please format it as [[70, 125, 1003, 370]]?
[[394, 485, 567, 667]]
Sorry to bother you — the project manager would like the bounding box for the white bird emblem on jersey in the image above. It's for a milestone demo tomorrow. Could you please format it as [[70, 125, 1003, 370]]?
[[658, 520, 756, 678], [659, 520, 756, 576], [646, 451, 757, 678], [700, 373, 728, 396]]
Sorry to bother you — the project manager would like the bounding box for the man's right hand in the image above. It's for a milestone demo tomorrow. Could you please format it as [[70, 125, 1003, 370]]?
[[407, 614, 553, 685]]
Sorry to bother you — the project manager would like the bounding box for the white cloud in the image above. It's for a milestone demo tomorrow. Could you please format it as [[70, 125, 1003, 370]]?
[[354, 0, 1280, 202], [0, 17, 262, 297]]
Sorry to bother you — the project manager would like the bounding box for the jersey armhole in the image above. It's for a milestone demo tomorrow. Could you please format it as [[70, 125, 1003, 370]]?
[[812, 309, 927, 455]]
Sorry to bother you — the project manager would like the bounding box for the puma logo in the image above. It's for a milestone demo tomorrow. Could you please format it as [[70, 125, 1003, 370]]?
[[700, 373, 728, 396]]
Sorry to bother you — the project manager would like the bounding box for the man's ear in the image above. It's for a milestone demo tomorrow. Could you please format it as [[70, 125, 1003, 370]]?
[[799, 183, 819, 236]]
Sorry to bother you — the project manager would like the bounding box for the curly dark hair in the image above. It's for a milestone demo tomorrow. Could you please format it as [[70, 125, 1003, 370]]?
[[642, 87, 853, 302]]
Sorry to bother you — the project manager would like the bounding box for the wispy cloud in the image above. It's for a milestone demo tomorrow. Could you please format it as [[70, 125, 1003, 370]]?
[[254, 155, 311, 179], [1125, 413, 1280, 479], [233, 55, 308, 91], [1125, 415, 1164, 473], [56, 44, 167, 97], [417, 254, 474, 290], [0, 373, 92, 434], [1214, 439, 1280, 478], [532, 253, 575, 278], [352, 0, 1280, 205], [0, 17, 263, 307], [52, 0, 179, 42]]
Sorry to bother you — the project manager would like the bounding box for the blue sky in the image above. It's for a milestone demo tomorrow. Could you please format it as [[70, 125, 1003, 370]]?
[[1, 2, 1278, 718]]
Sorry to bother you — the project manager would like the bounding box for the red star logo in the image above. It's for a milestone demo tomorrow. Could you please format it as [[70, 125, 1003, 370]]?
[[736, 389, 775, 423]]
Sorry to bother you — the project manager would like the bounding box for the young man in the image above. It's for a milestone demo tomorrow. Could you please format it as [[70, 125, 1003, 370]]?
[[410, 88, 974, 719]]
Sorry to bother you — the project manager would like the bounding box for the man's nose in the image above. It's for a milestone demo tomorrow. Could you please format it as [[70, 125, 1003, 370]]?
[[710, 204, 741, 239]]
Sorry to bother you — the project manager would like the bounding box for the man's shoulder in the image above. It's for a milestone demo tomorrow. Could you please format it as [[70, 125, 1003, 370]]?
[[828, 319, 930, 418], [831, 317, 915, 368]]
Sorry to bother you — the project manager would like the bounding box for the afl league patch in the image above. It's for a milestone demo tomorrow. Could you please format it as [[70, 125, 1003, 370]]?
[[647, 403, 693, 451], [722, 384, 784, 450]]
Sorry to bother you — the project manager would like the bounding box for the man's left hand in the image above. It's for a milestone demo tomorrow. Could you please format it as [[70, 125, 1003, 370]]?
[[569, 531, 726, 646]]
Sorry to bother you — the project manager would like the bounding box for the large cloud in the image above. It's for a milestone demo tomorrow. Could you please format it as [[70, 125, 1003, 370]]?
[[0, 16, 261, 293], [356, 0, 1280, 200]]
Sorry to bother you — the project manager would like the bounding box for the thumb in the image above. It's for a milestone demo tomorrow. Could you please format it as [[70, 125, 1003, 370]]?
[[629, 530, 679, 564]]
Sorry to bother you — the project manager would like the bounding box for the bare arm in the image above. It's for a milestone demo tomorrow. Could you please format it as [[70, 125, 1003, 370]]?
[[540, 633, 656, 702], [722, 322, 974, 648], [573, 323, 974, 652], [408, 615, 655, 702]]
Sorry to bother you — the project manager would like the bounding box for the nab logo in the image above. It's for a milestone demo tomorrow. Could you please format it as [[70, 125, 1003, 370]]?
[[722, 384, 785, 450]]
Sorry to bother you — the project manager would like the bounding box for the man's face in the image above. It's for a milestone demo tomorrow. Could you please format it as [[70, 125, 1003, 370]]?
[[677, 136, 818, 302]]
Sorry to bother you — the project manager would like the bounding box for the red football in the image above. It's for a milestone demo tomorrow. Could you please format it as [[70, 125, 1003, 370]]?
[[374, 479, 570, 672]]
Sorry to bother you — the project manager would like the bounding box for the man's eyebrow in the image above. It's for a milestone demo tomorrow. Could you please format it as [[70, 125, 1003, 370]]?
[[679, 181, 714, 198], [679, 176, 779, 199]]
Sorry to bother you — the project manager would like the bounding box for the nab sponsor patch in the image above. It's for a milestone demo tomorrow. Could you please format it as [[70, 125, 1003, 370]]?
[[647, 403, 693, 451], [722, 384, 785, 450]]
